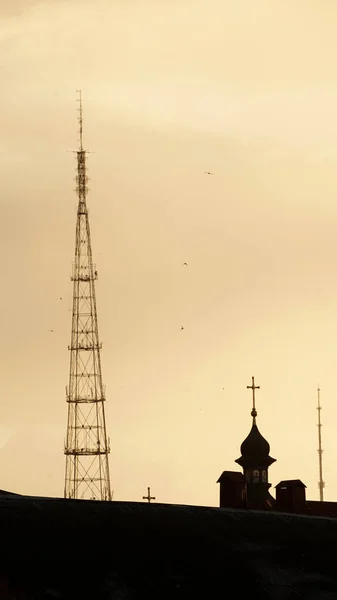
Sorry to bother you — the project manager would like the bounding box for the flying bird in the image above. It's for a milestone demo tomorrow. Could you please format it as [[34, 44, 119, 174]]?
[[49, 329, 54, 333], [204, 171, 214, 175], [181, 326, 184, 330], [183, 262, 188, 266]]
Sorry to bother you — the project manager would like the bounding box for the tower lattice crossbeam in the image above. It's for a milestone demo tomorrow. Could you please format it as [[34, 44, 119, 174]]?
[[64, 91, 112, 501]]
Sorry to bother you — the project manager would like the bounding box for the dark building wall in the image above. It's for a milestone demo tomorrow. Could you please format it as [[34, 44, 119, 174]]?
[[218, 475, 337, 518], [307, 501, 337, 518], [219, 480, 245, 509], [275, 481, 307, 514], [217, 472, 246, 509]]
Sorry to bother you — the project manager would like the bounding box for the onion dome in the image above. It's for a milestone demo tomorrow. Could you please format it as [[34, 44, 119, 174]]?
[[235, 407, 276, 469]]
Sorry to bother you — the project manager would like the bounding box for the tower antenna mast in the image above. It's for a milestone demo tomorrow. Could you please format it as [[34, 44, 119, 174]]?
[[64, 91, 112, 501], [317, 386, 324, 502], [78, 90, 83, 151]]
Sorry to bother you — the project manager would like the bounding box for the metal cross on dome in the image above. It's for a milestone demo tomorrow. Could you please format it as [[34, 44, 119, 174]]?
[[247, 376, 260, 419], [143, 486, 156, 503]]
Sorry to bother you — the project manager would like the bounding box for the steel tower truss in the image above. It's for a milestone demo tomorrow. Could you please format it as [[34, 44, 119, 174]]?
[[64, 92, 112, 501]]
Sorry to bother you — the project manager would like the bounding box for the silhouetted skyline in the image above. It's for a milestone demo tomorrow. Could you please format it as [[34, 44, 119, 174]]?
[[1, 1, 337, 505]]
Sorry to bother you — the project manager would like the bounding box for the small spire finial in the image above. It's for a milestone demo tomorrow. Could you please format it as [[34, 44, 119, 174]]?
[[247, 376, 260, 419], [76, 89, 83, 151]]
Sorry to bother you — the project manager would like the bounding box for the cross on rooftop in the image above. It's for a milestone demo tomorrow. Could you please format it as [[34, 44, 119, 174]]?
[[143, 486, 155, 503], [247, 376, 260, 419]]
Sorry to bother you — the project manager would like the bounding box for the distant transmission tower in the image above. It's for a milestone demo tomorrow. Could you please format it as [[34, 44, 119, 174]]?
[[317, 386, 324, 502], [64, 91, 112, 501]]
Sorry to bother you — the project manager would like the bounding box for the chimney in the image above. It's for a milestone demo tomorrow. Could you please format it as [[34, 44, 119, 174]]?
[[217, 471, 245, 509], [275, 480, 307, 513]]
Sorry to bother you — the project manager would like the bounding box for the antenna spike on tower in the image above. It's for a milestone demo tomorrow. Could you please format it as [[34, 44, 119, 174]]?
[[76, 89, 83, 151], [64, 93, 112, 501], [316, 385, 325, 502]]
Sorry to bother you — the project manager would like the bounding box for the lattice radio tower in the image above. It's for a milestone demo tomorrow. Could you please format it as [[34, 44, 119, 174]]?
[[64, 91, 112, 501], [317, 385, 325, 502]]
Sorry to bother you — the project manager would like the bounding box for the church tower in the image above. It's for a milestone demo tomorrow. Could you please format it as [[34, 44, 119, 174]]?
[[235, 376, 276, 507]]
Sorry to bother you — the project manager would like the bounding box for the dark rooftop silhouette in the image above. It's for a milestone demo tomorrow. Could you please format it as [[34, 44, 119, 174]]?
[[276, 480, 307, 489], [3, 377, 337, 597], [1, 494, 337, 598]]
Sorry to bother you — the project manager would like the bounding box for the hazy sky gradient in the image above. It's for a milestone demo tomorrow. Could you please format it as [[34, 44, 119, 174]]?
[[1, 0, 337, 505]]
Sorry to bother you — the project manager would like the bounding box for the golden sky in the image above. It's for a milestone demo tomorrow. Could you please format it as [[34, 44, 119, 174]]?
[[1, 0, 337, 505]]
